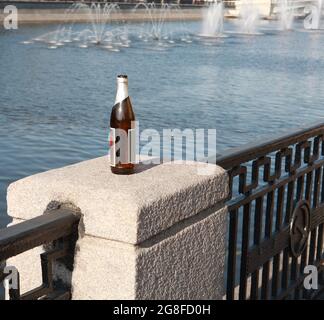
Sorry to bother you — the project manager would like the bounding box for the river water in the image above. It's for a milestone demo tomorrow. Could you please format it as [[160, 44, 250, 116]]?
[[1, 19, 324, 225]]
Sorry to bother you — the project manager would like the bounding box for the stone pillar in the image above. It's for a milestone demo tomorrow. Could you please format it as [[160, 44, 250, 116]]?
[[7, 156, 228, 300]]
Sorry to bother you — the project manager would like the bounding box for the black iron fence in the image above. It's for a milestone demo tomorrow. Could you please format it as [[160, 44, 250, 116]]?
[[218, 121, 324, 300], [0, 204, 80, 300]]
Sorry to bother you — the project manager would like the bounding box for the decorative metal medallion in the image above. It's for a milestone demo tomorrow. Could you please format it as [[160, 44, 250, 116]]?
[[290, 200, 311, 258]]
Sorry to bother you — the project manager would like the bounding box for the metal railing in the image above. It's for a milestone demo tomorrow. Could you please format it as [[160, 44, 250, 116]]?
[[0, 204, 80, 300], [218, 121, 324, 300]]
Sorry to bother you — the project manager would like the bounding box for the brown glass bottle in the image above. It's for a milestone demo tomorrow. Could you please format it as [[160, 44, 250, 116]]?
[[109, 75, 136, 175]]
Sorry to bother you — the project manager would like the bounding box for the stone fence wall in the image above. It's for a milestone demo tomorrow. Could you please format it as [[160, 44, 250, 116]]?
[[6, 156, 229, 299]]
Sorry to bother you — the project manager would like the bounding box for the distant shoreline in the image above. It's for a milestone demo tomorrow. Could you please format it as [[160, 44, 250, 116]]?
[[0, 1, 306, 26], [0, 2, 208, 24], [0, 1, 206, 10], [0, 8, 205, 24]]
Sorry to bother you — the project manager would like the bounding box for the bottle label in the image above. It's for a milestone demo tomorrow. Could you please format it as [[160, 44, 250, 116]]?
[[110, 128, 135, 167], [128, 128, 136, 164]]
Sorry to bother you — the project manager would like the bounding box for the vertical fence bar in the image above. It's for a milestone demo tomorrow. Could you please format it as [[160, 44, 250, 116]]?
[[291, 175, 305, 290], [250, 196, 263, 300], [316, 225, 324, 261], [308, 169, 318, 263], [226, 209, 239, 300], [261, 190, 274, 299], [298, 169, 316, 298], [271, 186, 284, 297], [282, 180, 295, 291], [317, 164, 324, 261], [239, 203, 251, 300]]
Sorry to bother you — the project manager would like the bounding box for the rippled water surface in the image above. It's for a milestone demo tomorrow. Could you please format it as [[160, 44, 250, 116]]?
[[1, 20, 324, 224]]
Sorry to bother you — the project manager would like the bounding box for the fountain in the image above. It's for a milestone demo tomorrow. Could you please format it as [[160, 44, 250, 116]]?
[[200, 2, 224, 37], [31, 3, 129, 50], [238, 0, 261, 35], [21, 0, 324, 53], [28, 2, 192, 50], [278, 0, 294, 30], [304, 0, 323, 29], [133, 3, 192, 45]]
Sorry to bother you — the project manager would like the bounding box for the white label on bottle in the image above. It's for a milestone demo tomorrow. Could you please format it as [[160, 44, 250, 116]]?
[[128, 128, 135, 164], [110, 128, 116, 167], [110, 128, 135, 167]]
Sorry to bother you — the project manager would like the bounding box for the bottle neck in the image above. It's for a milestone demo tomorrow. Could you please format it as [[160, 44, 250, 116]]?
[[115, 81, 129, 105]]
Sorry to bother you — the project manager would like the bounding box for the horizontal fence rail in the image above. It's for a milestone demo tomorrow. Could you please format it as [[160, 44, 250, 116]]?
[[0, 205, 80, 300], [217, 121, 324, 300]]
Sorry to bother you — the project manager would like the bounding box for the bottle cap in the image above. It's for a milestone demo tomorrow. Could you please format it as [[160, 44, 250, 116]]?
[[117, 75, 128, 83]]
